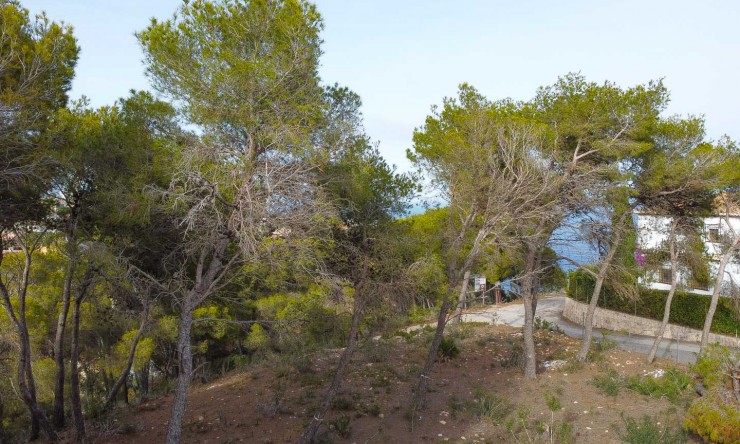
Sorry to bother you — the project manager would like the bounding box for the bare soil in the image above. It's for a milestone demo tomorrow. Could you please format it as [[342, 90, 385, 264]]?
[[83, 323, 699, 444]]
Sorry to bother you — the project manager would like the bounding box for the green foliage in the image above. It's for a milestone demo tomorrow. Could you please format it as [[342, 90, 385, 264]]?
[[568, 269, 740, 335], [328, 413, 351, 438], [245, 324, 268, 352], [615, 414, 687, 444], [592, 367, 691, 403], [437, 336, 460, 360], [684, 392, 740, 444], [591, 369, 622, 397], [690, 343, 740, 390]]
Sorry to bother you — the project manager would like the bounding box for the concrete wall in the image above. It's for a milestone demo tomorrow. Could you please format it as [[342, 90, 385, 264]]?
[[563, 297, 740, 348]]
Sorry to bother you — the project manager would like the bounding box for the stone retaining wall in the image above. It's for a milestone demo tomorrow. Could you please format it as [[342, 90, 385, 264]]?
[[563, 297, 740, 348]]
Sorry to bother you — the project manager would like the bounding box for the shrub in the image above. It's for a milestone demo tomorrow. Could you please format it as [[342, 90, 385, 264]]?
[[328, 414, 351, 438], [684, 393, 740, 444], [437, 336, 460, 360], [568, 269, 740, 335], [690, 343, 740, 390]]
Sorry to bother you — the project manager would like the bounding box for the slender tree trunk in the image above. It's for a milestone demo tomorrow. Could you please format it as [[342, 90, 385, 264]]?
[[299, 279, 366, 444], [576, 233, 623, 363], [411, 284, 455, 418], [452, 270, 470, 322], [700, 239, 740, 352], [104, 303, 149, 411], [165, 302, 194, 444], [70, 294, 86, 443], [0, 245, 57, 441], [522, 245, 539, 379], [53, 256, 76, 429], [647, 220, 679, 363]]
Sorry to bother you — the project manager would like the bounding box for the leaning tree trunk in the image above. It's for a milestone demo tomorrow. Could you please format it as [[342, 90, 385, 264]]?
[[299, 280, 366, 444], [410, 283, 456, 422], [165, 301, 195, 444], [700, 239, 740, 352], [104, 302, 149, 411], [647, 220, 679, 363], [576, 231, 623, 363], [53, 257, 76, 429], [452, 270, 471, 323], [522, 245, 539, 379], [0, 247, 57, 441]]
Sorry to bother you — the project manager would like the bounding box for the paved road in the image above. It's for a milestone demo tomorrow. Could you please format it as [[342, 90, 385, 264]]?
[[461, 296, 701, 364]]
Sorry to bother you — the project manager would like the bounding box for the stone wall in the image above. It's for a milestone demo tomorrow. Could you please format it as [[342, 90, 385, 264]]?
[[563, 297, 740, 348]]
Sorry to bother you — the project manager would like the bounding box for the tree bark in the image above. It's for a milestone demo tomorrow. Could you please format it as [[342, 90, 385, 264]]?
[[700, 238, 740, 352], [452, 270, 471, 322], [104, 302, 149, 411], [522, 244, 539, 379], [165, 301, 194, 444], [70, 271, 94, 444], [0, 240, 57, 441], [299, 279, 366, 444], [52, 255, 76, 429], [576, 231, 623, 363], [647, 219, 679, 363], [411, 286, 454, 419]]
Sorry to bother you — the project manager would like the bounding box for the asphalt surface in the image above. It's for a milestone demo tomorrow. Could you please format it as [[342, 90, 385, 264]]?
[[461, 296, 702, 364]]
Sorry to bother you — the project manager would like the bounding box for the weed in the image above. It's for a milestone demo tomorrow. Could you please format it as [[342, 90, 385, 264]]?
[[328, 414, 351, 438], [615, 414, 687, 444], [362, 339, 391, 363], [545, 391, 562, 412], [591, 368, 622, 397], [534, 317, 563, 334], [332, 397, 353, 411], [469, 389, 511, 424], [624, 368, 691, 403], [501, 340, 525, 368]]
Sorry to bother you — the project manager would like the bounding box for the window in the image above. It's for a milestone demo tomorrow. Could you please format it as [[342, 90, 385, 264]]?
[[708, 227, 720, 243], [659, 267, 672, 284]]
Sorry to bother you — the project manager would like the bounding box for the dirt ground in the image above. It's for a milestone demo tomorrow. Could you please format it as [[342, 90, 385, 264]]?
[[82, 323, 700, 444]]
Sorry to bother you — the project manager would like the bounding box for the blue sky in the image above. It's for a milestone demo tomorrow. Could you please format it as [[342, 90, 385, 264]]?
[[24, 0, 740, 174]]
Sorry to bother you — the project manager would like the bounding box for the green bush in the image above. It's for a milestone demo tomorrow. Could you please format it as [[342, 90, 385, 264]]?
[[690, 343, 740, 390], [469, 389, 511, 423], [437, 336, 460, 360], [567, 269, 740, 335], [684, 393, 740, 443]]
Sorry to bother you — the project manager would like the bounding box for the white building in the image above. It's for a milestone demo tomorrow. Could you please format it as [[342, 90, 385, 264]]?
[[635, 206, 740, 296]]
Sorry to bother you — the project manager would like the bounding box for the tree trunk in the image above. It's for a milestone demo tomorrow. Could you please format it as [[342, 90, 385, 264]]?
[[165, 303, 194, 444], [411, 286, 454, 419], [299, 280, 366, 444], [452, 270, 470, 322], [700, 239, 740, 352], [522, 245, 539, 379], [104, 304, 149, 411], [576, 231, 623, 363], [70, 295, 86, 443], [0, 246, 57, 441], [70, 270, 94, 444], [647, 220, 679, 363], [53, 257, 76, 429]]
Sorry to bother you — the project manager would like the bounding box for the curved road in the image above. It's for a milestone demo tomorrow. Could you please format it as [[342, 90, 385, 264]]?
[[461, 296, 701, 364]]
